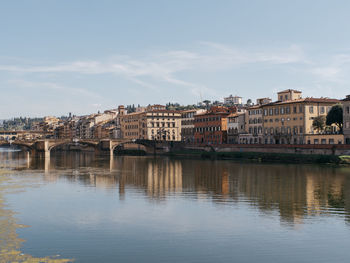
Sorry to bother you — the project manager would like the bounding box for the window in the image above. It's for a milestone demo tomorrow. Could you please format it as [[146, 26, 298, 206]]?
[[314, 139, 319, 144], [293, 126, 298, 135], [320, 106, 325, 114], [347, 106, 350, 115], [309, 106, 314, 114]]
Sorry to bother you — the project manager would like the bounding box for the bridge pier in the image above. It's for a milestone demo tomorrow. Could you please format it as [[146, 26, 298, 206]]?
[[30, 140, 51, 159], [1, 138, 163, 158]]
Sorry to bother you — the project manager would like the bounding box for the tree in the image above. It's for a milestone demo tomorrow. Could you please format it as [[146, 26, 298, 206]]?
[[202, 100, 211, 109], [312, 115, 326, 133], [326, 104, 343, 132], [247, 99, 252, 106]]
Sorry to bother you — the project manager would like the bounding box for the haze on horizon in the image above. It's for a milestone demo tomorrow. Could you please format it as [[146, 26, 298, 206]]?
[[1, 0, 350, 119]]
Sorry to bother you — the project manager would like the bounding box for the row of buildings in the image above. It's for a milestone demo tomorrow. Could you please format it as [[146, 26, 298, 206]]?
[[35, 89, 350, 145]]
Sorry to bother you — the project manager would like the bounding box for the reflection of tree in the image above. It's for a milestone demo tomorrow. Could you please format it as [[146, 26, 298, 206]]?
[[189, 161, 350, 225], [328, 190, 346, 209], [0, 170, 72, 262]]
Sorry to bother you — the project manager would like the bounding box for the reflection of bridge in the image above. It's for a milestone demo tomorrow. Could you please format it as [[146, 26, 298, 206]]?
[[0, 139, 164, 158]]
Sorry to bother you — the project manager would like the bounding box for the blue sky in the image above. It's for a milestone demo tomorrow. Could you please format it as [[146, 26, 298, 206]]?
[[1, 0, 350, 118]]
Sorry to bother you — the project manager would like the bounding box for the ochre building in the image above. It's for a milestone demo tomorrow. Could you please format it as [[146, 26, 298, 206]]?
[[194, 106, 236, 144], [261, 89, 340, 144]]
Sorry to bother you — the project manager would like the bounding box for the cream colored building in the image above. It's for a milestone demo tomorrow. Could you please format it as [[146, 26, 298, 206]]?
[[75, 110, 118, 139], [181, 109, 205, 143], [262, 90, 340, 144], [240, 105, 263, 144], [121, 105, 182, 141], [238, 98, 271, 144], [304, 134, 344, 145], [227, 113, 245, 144]]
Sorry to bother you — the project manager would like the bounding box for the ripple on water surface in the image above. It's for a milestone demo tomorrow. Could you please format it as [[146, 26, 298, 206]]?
[[0, 150, 350, 263]]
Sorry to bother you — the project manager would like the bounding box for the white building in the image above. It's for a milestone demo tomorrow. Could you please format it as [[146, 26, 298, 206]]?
[[224, 95, 243, 105]]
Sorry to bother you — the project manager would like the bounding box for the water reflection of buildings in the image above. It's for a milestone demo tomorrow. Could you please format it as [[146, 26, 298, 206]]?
[[112, 157, 183, 200], [1, 150, 350, 226]]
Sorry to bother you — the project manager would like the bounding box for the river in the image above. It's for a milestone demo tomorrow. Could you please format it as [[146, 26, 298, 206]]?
[[0, 149, 350, 262]]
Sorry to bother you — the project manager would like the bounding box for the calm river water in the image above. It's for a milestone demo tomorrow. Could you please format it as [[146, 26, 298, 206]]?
[[0, 149, 350, 262]]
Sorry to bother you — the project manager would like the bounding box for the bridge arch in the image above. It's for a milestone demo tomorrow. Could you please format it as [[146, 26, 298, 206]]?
[[48, 140, 99, 152], [0, 141, 34, 152], [112, 141, 147, 152], [111, 140, 154, 154]]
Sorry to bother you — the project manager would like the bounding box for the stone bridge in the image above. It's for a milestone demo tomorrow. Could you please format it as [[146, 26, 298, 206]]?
[[0, 139, 162, 158]]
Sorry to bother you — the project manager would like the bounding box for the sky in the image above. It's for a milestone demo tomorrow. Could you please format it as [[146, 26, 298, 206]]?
[[1, 0, 350, 119]]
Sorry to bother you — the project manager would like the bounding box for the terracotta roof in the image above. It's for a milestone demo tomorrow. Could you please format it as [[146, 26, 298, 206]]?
[[227, 112, 245, 118], [147, 110, 181, 114], [247, 105, 262, 109], [303, 97, 340, 103], [277, 89, 302, 93], [181, 109, 203, 113], [195, 111, 232, 117], [262, 97, 340, 106], [121, 111, 144, 116]]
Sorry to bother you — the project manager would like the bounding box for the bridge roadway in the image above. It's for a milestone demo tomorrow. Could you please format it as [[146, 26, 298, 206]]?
[[0, 138, 159, 158]]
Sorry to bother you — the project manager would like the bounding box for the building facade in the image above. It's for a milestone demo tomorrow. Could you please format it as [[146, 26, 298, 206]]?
[[74, 110, 117, 139], [194, 106, 236, 144], [181, 109, 205, 143], [120, 105, 182, 141], [343, 95, 350, 144], [227, 113, 245, 144], [238, 98, 271, 144], [261, 90, 340, 144], [224, 95, 242, 105], [240, 105, 264, 144]]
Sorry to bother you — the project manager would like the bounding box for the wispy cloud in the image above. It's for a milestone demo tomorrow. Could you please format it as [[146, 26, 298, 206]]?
[[7, 79, 100, 98], [199, 42, 307, 66], [309, 53, 350, 84], [0, 42, 308, 93]]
